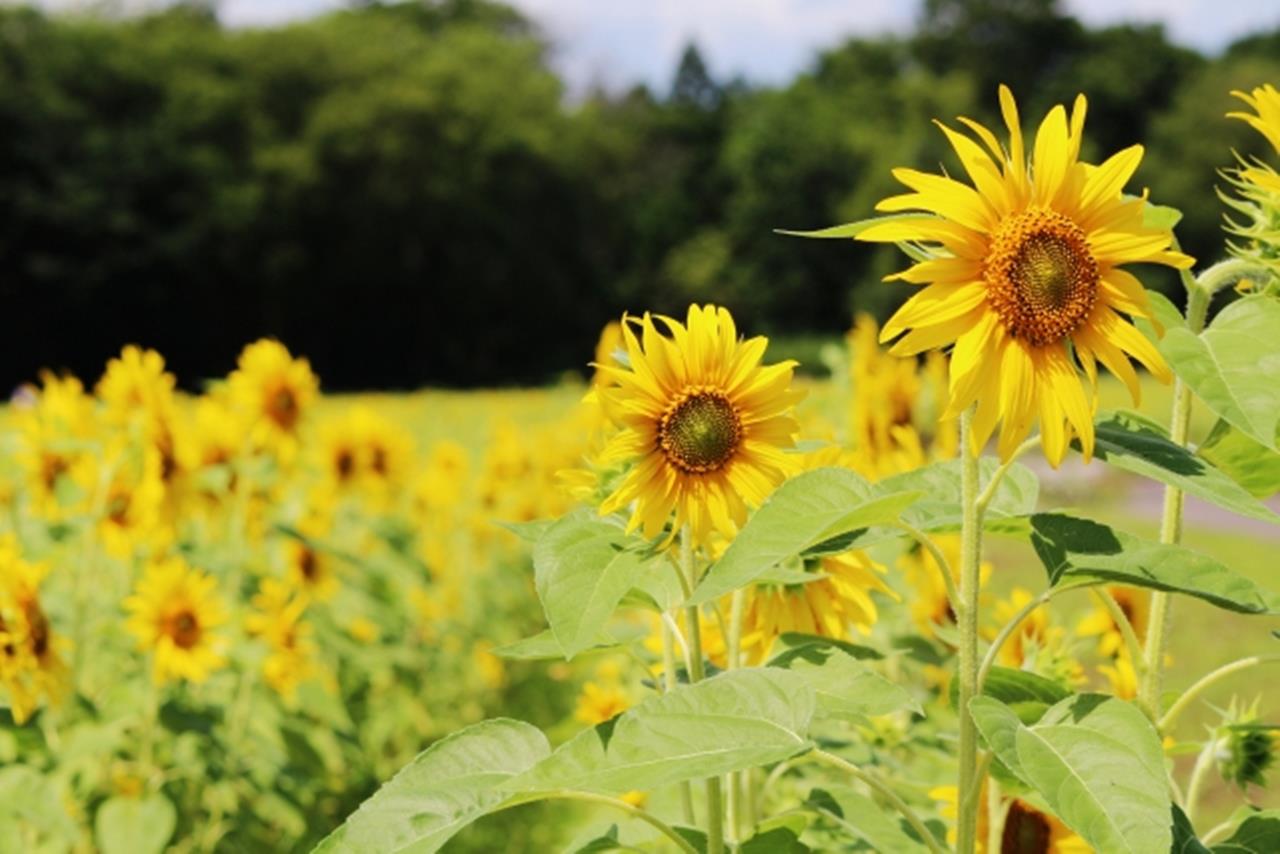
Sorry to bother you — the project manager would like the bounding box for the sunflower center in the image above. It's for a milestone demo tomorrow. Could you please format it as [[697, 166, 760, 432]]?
[[658, 390, 743, 474], [985, 207, 1099, 346], [1002, 799, 1053, 853], [166, 609, 201, 650], [267, 385, 299, 430]]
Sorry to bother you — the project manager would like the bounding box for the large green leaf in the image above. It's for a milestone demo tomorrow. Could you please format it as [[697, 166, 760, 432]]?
[[1029, 513, 1280, 614], [950, 666, 1070, 725], [806, 786, 933, 853], [878, 457, 1040, 531], [534, 517, 656, 658], [95, 794, 176, 854], [1171, 805, 1212, 854], [1086, 413, 1280, 524], [689, 468, 919, 605], [315, 718, 550, 854], [1199, 419, 1280, 499], [492, 629, 620, 661], [971, 694, 1171, 853], [507, 669, 814, 794], [1211, 810, 1280, 853], [768, 645, 918, 721], [1160, 296, 1280, 451]]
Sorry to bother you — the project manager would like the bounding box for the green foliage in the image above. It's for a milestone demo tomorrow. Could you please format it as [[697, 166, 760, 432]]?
[[689, 468, 920, 605], [1086, 413, 1280, 524], [1210, 810, 1280, 853], [507, 670, 813, 795], [1199, 419, 1280, 498], [1161, 296, 1280, 451], [94, 794, 176, 854], [1029, 513, 1280, 613], [314, 718, 551, 854], [806, 786, 931, 853], [767, 645, 919, 722], [971, 694, 1172, 852]]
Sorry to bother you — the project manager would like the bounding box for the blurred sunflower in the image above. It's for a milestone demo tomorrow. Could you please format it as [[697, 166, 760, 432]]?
[[1224, 84, 1280, 275], [0, 537, 66, 723], [283, 517, 340, 602], [1099, 652, 1139, 700], [95, 444, 168, 559], [596, 305, 803, 546], [96, 345, 177, 428], [227, 339, 318, 454], [740, 551, 896, 664], [15, 372, 96, 519], [124, 556, 228, 684], [932, 784, 1089, 853], [317, 406, 414, 497], [858, 86, 1192, 465], [245, 579, 319, 703], [574, 680, 630, 725], [899, 535, 990, 642], [985, 587, 1082, 687]]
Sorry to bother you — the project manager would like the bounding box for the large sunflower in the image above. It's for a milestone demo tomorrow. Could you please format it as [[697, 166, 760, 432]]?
[[596, 305, 802, 546], [858, 86, 1192, 464]]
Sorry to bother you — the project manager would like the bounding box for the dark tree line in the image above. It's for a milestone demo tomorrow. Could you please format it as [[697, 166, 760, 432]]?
[[0, 0, 1277, 389]]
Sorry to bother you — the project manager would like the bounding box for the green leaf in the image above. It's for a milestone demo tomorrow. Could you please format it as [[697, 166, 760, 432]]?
[[950, 666, 1070, 725], [1086, 413, 1280, 524], [878, 457, 1040, 531], [1211, 810, 1280, 853], [507, 669, 814, 794], [1029, 513, 1280, 614], [495, 518, 556, 542], [315, 718, 550, 854], [740, 824, 809, 853], [689, 468, 919, 605], [534, 517, 656, 658], [971, 694, 1172, 853], [491, 629, 620, 661], [768, 645, 919, 720], [805, 786, 932, 853], [1160, 296, 1280, 451], [775, 632, 883, 661], [774, 214, 916, 239], [568, 824, 623, 853], [1144, 202, 1184, 230], [1171, 805, 1212, 854], [1199, 419, 1280, 498], [95, 794, 176, 854]]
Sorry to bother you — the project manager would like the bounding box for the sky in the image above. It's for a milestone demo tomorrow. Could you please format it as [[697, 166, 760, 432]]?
[[21, 0, 1280, 93]]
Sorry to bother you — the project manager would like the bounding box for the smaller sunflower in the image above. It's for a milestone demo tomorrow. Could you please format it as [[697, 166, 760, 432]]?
[[0, 536, 67, 723], [1076, 585, 1147, 658], [283, 516, 340, 601], [124, 556, 228, 684], [227, 340, 318, 454], [740, 551, 896, 663], [574, 681, 630, 725], [96, 345, 177, 428], [245, 579, 320, 703], [596, 305, 803, 546]]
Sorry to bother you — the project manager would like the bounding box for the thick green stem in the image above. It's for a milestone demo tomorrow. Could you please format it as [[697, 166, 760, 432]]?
[[681, 527, 724, 854], [955, 408, 984, 854], [1140, 262, 1233, 720], [726, 588, 747, 842]]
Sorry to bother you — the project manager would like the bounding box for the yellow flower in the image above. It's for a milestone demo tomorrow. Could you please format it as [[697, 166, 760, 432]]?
[[283, 518, 340, 602], [1099, 652, 1139, 700], [96, 345, 177, 428], [346, 616, 380, 644], [985, 587, 1083, 687], [124, 557, 228, 684], [1224, 85, 1280, 273], [1076, 585, 1148, 658], [740, 551, 897, 664], [931, 784, 1089, 852], [316, 406, 414, 495], [227, 339, 318, 455], [574, 680, 630, 725], [597, 305, 803, 546], [96, 444, 169, 559], [472, 640, 505, 690], [14, 372, 96, 519], [0, 537, 67, 724], [899, 534, 990, 641], [858, 85, 1192, 465], [245, 579, 320, 703], [1228, 84, 1280, 162]]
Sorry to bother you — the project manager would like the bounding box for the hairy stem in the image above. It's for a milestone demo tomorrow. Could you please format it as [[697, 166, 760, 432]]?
[[661, 616, 696, 825], [681, 527, 724, 854], [726, 587, 747, 842], [955, 407, 984, 854]]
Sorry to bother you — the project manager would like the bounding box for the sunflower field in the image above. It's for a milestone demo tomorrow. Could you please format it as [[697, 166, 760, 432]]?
[[4, 8, 1280, 853]]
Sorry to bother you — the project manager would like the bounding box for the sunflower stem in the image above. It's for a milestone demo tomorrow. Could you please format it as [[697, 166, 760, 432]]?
[[1184, 736, 1221, 826], [955, 407, 984, 854], [681, 526, 724, 854], [661, 611, 697, 826], [726, 587, 747, 842], [1159, 654, 1280, 733], [1140, 265, 1223, 721]]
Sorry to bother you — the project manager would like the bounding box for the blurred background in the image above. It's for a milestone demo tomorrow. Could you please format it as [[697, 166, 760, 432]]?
[[1, 0, 1279, 392]]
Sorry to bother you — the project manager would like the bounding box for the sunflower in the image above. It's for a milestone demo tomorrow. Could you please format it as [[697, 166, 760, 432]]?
[[858, 86, 1192, 465], [985, 587, 1082, 687], [0, 536, 67, 723], [899, 534, 991, 642], [15, 372, 97, 519], [932, 784, 1090, 853], [1228, 84, 1280, 171], [96, 345, 177, 428], [124, 556, 228, 684], [245, 579, 319, 703], [283, 517, 340, 602], [96, 443, 169, 559], [1099, 652, 1139, 700], [227, 339, 318, 454], [596, 305, 803, 546], [574, 681, 630, 725], [740, 551, 896, 664], [1224, 85, 1280, 274], [316, 406, 414, 496]]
